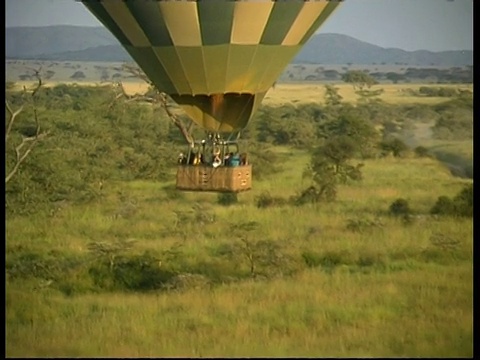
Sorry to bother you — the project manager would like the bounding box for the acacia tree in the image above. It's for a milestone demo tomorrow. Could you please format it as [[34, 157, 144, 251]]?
[[297, 136, 364, 204], [324, 84, 343, 106], [342, 70, 383, 102], [5, 69, 49, 184], [341, 70, 377, 90], [318, 108, 380, 158]]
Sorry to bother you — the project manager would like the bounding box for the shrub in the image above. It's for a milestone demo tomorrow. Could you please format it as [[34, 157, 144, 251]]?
[[356, 252, 387, 269], [430, 196, 455, 216], [430, 184, 473, 217], [89, 252, 175, 292], [380, 137, 409, 157], [70, 70, 86, 79], [301, 250, 323, 268], [389, 198, 411, 216], [318, 251, 345, 268], [217, 192, 238, 206], [255, 192, 287, 208], [294, 185, 331, 205], [215, 239, 293, 279], [414, 146, 430, 157]]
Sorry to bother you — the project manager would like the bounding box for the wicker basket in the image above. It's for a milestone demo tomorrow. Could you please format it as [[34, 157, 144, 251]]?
[[176, 164, 252, 192]]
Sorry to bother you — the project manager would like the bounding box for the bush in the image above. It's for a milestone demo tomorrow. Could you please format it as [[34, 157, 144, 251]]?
[[379, 137, 409, 157], [293, 186, 324, 205], [89, 252, 175, 292], [430, 196, 455, 216], [215, 239, 294, 279], [389, 198, 411, 216], [431, 184, 473, 217], [255, 192, 287, 208], [217, 192, 238, 206], [70, 70, 86, 79], [414, 146, 430, 157]]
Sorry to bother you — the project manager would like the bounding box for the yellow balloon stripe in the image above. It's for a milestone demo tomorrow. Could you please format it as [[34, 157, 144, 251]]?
[[230, 2, 274, 45], [81, 0, 342, 132]]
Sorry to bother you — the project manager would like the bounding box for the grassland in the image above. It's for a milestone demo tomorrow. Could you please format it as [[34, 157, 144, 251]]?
[[6, 80, 473, 357], [9, 80, 473, 107], [264, 83, 474, 106], [6, 149, 473, 357]]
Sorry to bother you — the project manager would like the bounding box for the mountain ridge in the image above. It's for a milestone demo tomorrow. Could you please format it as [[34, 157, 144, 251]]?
[[5, 25, 473, 67]]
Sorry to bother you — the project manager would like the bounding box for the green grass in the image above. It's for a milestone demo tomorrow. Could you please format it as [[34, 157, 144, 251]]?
[[6, 263, 472, 357], [6, 149, 473, 357]]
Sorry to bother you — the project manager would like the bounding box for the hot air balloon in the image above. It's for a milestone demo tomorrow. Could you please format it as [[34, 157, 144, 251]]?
[[82, 0, 341, 192]]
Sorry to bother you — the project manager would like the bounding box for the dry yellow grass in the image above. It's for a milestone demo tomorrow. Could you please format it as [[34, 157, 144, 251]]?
[[263, 83, 473, 105], [10, 81, 472, 105]]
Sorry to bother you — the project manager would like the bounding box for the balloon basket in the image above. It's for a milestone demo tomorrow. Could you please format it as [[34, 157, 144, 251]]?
[[176, 164, 252, 193]]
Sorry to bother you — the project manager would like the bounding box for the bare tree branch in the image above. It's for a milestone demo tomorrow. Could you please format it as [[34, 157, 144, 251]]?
[[25, 67, 43, 96], [122, 64, 152, 86], [5, 68, 49, 184], [5, 102, 24, 142], [109, 64, 195, 146], [6, 133, 48, 184], [158, 92, 194, 146]]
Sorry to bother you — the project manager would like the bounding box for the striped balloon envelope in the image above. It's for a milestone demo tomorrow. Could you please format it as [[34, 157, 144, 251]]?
[[82, 0, 341, 133]]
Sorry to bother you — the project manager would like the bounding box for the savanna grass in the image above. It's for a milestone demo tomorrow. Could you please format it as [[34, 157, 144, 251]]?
[[6, 261, 472, 357], [7, 148, 472, 357], [6, 82, 472, 358]]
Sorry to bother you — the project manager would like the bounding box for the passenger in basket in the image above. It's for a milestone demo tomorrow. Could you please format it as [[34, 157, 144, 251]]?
[[189, 150, 200, 165], [177, 152, 187, 165], [239, 153, 248, 166], [230, 153, 241, 167], [212, 148, 222, 168], [195, 151, 204, 165], [224, 152, 234, 166]]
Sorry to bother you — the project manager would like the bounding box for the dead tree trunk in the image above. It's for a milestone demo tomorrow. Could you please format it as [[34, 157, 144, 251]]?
[[116, 64, 195, 146], [5, 69, 49, 184]]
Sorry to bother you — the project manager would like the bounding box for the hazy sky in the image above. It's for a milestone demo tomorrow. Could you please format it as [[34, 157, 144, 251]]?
[[5, 0, 473, 52]]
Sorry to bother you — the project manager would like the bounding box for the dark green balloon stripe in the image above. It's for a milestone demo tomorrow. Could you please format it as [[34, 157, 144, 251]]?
[[260, 1, 304, 45], [197, 1, 235, 46], [154, 46, 193, 94], [125, 46, 177, 93], [125, 1, 173, 46]]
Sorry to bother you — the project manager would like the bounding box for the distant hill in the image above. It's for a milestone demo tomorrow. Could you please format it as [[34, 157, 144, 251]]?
[[6, 25, 473, 67], [6, 26, 118, 58], [293, 33, 473, 67]]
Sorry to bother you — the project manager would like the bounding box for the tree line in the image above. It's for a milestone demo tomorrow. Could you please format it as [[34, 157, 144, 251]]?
[[5, 81, 473, 215]]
